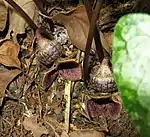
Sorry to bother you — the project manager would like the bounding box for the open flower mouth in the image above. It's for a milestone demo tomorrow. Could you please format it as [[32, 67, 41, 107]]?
[[43, 60, 82, 89], [87, 98, 122, 120]]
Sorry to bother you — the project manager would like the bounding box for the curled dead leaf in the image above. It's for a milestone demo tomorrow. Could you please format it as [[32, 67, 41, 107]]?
[[0, 40, 21, 68], [111, 92, 122, 104]]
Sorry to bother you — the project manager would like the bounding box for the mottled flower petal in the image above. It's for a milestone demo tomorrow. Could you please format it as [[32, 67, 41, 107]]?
[[58, 61, 82, 81], [87, 98, 122, 120], [43, 66, 58, 89]]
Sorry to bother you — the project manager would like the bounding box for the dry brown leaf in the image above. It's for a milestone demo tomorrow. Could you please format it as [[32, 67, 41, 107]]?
[[0, 40, 21, 68], [61, 131, 69, 137], [5, 0, 38, 40], [0, 1, 8, 32], [53, 5, 113, 54], [53, 5, 95, 51], [69, 130, 105, 137], [23, 115, 49, 137], [100, 31, 113, 54], [0, 69, 21, 105]]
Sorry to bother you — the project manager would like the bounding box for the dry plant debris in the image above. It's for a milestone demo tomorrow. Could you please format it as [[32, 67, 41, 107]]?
[[0, 69, 21, 105], [0, 40, 21, 105], [23, 115, 49, 137]]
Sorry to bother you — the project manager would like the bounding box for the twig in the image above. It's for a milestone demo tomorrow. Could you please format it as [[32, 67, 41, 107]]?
[[83, 0, 104, 82], [83, 0, 93, 17], [44, 121, 60, 137], [38, 11, 53, 20], [64, 80, 71, 133], [37, 89, 42, 119], [5, 89, 18, 101], [84, 0, 104, 61]]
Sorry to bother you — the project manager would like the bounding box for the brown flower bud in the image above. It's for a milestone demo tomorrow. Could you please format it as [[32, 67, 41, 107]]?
[[89, 58, 117, 93], [36, 29, 63, 66]]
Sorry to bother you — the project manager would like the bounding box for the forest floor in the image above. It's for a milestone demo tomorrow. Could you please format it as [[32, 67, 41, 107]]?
[[0, 0, 144, 137]]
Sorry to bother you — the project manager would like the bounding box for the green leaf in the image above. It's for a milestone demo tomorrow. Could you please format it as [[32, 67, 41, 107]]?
[[112, 13, 150, 137]]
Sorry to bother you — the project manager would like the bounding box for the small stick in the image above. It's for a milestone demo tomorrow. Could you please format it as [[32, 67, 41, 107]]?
[[64, 80, 71, 133]]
